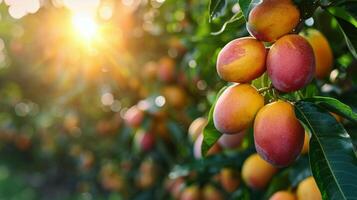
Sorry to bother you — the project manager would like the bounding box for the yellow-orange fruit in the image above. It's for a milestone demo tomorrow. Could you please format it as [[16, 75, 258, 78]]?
[[242, 153, 278, 189], [188, 117, 208, 141], [254, 101, 305, 167], [216, 37, 266, 83], [297, 176, 322, 200], [267, 34, 315, 92], [213, 84, 264, 134], [162, 85, 187, 109], [220, 168, 240, 193], [247, 0, 300, 42], [301, 29, 333, 79], [180, 185, 201, 200], [202, 185, 224, 200], [218, 130, 246, 149], [301, 131, 310, 154], [194, 133, 221, 159], [270, 191, 296, 200]]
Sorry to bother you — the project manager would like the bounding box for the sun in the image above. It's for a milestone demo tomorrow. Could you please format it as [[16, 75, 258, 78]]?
[[71, 13, 99, 42]]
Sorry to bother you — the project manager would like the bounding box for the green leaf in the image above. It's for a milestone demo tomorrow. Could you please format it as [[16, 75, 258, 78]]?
[[304, 96, 357, 123], [209, 0, 227, 22], [201, 86, 227, 156], [238, 0, 260, 20], [211, 12, 245, 35], [295, 101, 357, 200], [327, 6, 357, 58]]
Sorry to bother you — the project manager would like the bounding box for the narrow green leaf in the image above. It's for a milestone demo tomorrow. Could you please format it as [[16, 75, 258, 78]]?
[[327, 7, 357, 58], [295, 101, 357, 200], [238, 0, 260, 20], [209, 0, 227, 22], [211, 12, 245, 35], [305, 96, 357, 123], [201, 86, 227, 156]]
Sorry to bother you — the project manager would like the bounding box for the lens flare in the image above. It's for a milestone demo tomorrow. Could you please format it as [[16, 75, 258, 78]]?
[[71, 13, 98, 42]]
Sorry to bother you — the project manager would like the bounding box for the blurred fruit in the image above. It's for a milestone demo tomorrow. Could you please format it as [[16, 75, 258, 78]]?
[[216, 37, 266, 83], [137, 159, 157, 189], [142, 61, 158, 81], [202, 184, 224, 200], [301, 29, 333, 79], [254, 101, 305, 167], [219, 168, 240, 193], [124, 105, 145, 127], [213, 84, 264, 134], [194, 133, 221, 159], [134, 130, 155, 152], [270, 191, 296, 200], [180, 185, 201, 200], [158, 57, 176, 82], [188, 117, 208, 141], [166, 177, 185, 199], [267, 34, 315, 92], [162, 85, 187, 109], [218, 129, 246, 149], [242, 153, 278, 189], [297, 176, 322, 200], [14, 134, 32, 151], [247, 0, 300, 42]]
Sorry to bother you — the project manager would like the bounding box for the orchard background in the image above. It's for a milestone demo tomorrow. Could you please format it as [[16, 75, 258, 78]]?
[[0, 0, 356, 200]]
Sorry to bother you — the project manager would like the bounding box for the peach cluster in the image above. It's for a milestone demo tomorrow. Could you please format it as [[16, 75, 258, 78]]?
[[212, 0, 333, 167]]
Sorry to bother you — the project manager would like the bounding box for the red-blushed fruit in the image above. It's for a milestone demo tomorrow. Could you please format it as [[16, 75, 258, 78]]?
[[194, 133, 221, 159], [270, 191, 296, 200], [301, 29, 333, 79], [216, 37, 266, 83], [301, 131, 310, 154], [218, 130, 246, 149], [180, 185, 201, 200], [242, 153, 278, 189], [219, 168, 240, 193], [124, 105, 144, 127], [202, 184, 224, 200], [297, 176, 322, 200], [166, 177, 185, 199], [247, 0, 300, 42], [134, 130, 155, 152], [267, 34, 315, 92], [213, 84, 264, 134], [254, 101, 305, 167], [157, 57, 175, 82], [188, 117, 208, 141]]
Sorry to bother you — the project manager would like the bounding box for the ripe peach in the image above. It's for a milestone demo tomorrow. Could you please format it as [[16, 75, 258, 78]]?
[[301, 29, 333, 79], [180, 185, 201, 200], [216, 37, 266, 83], [213, 84, 264, 134], [188, 117, 208, 141], [270, 191, 296, 200], [202, 184, 224, 200], [242, 153, 278, 189], [219, 168, 240, 193], [194, 133, 221, 159], [254, 101, 305, 167], [218, 130, 246, 149], [267, 34, 315, 92], [301, 131, 310, 154], [297, 176, 322, 200], [124, 105, 144, 127], [247, 0, 300, 42], [158, 57, 175, 82]]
